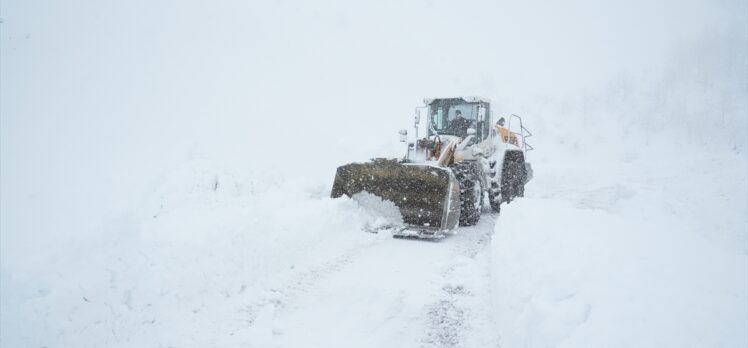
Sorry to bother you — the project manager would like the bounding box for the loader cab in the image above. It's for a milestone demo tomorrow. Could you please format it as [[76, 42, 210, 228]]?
[[427, 98, 491, 141]]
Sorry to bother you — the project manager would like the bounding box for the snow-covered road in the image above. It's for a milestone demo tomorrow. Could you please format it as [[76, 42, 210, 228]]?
[[2, 143, 746, 348], [252, 213, 498, 348]]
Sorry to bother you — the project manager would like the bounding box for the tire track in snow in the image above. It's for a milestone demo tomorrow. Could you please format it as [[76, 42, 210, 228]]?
[[421, 210, 498, 348], [240, 236, 385, 329]]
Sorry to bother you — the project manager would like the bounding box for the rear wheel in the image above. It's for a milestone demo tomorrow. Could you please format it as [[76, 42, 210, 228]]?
[[452, 162, 483, 226], [501, 153, 527, 204]]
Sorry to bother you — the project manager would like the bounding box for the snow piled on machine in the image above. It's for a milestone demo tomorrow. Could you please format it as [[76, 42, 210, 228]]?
[[350, 192, 405, 232]]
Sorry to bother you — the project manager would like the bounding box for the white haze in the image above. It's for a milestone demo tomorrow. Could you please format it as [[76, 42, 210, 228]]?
[[2, 0, 742, 253], [1, 0, 746, 346]]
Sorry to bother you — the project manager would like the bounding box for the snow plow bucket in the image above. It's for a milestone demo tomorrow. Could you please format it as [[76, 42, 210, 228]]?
[[331, 159, 461, 233]]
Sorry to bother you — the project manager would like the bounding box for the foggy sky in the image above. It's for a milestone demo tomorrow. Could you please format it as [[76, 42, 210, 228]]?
[[1, 0, 746, 262]]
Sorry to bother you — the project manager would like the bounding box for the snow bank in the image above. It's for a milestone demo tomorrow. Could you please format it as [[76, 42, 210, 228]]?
[[0, 159, 391, 347], [490, 147, 748, 347]]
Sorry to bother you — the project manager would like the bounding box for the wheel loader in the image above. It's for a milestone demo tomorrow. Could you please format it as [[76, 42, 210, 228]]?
[[331, 97, 533, 238]]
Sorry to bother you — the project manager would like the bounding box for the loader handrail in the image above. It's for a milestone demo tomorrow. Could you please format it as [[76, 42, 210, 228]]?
[[508, 114, 534, 155], [521, 122, 534, 152]]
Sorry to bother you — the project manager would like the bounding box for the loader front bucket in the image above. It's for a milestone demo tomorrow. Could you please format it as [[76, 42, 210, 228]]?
[[331, 159, 461, 232]]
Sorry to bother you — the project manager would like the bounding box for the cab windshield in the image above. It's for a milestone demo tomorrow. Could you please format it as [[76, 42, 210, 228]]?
[[429, 101, 478, 138]]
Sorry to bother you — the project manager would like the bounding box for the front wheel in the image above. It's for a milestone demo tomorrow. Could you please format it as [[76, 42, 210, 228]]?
[[452, 162, 483, 226]]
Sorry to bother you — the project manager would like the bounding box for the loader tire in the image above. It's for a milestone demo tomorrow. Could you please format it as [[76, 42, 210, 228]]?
[[501, 155, 526, 204], [452, 162, 483, 226]]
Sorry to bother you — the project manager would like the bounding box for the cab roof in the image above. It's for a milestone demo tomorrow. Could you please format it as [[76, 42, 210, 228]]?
[[423, 96, 491, 105]]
